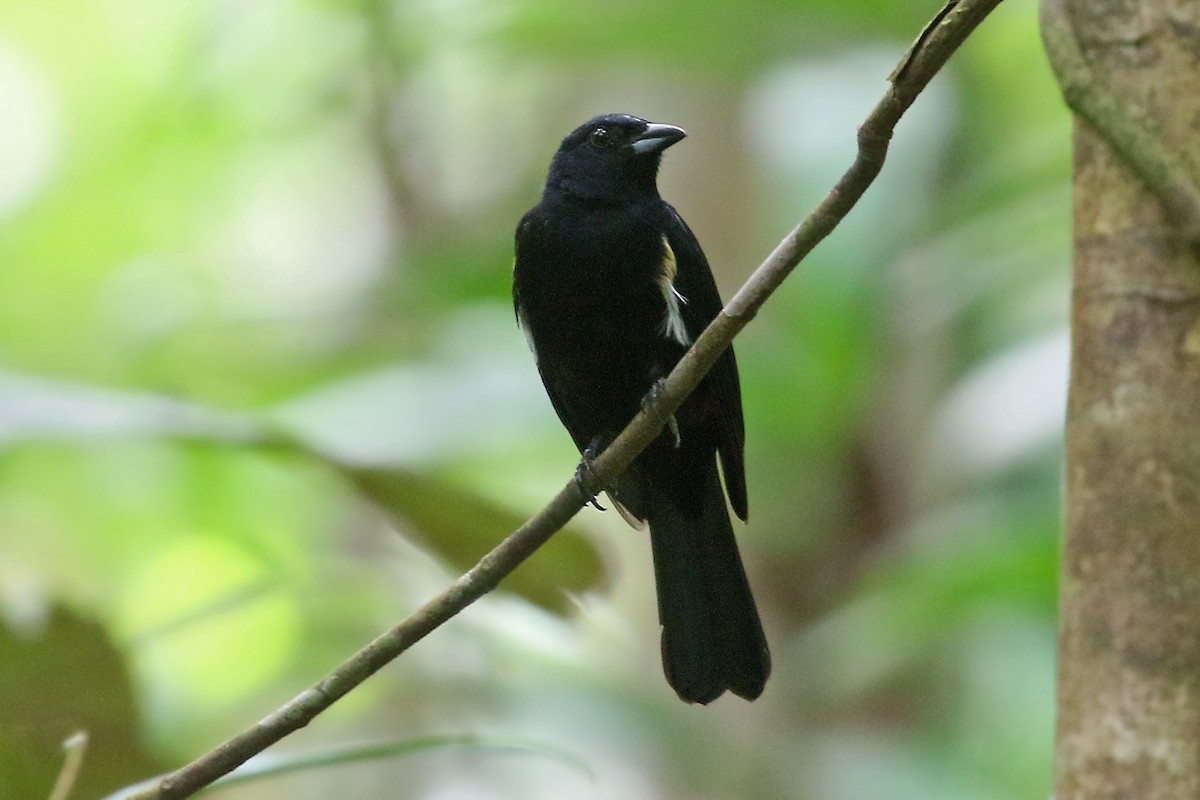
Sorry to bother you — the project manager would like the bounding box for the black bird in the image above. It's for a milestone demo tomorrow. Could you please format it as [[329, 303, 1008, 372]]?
[[512, 113, 770, 703]]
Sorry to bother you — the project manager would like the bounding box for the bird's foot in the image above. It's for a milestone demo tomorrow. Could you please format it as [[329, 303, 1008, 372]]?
[[575, 441, 608, 511], [642, 379, 681, 448]]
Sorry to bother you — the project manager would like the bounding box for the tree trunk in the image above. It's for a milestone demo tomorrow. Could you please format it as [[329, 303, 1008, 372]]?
[[1055, 1, 1200, 798]]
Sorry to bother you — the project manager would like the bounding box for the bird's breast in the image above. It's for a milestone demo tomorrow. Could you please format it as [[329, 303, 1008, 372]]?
[[515, 205, 687, 417]]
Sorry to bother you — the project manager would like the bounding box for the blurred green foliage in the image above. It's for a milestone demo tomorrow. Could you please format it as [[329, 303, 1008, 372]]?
[[0, 0, 1068, 798]]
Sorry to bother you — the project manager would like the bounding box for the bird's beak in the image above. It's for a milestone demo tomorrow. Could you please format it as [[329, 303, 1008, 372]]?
[[630, 122, 687, 155]]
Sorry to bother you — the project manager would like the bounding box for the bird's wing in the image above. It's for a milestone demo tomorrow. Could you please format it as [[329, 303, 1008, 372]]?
[[513, 209, 587, 447], [514, 206, 649, 527], [660, 204, 748, 520]]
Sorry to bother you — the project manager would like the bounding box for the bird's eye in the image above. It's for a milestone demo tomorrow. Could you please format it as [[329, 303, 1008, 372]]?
[[589, 127, 612, 147]]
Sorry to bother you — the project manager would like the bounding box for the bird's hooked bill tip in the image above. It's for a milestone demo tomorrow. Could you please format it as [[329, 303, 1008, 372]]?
[[630, 123, 687, 154]]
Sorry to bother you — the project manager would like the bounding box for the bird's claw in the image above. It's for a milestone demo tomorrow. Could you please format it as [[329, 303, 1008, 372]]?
[[642, 378, 681, 448], [575, 445, 607, 511]]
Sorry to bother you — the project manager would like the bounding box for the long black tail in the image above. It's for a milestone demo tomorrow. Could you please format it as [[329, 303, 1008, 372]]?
[[646, 461, 770, 704]]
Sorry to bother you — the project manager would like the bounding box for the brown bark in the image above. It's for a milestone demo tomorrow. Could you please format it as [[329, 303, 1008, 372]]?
[[1053, 1, 1200, 798]]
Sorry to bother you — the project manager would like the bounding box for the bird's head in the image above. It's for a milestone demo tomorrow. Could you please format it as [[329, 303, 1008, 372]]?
[[546, 113, 686, 203]]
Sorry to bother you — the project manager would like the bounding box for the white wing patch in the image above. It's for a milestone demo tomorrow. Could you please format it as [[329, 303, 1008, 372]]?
[[516, 301, 538, 363], [658, 236, 691, 346]]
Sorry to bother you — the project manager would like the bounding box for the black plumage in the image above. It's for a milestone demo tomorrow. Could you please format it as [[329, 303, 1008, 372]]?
[[512, 113, 769, 703]]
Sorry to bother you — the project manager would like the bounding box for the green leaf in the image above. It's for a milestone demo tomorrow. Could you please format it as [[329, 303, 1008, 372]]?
[[0, 605, 165, 800], [0, 372, 273, 448], [0, 372, 604, 614], [348, 467, 603, 615], [103, 734, 593, 799]]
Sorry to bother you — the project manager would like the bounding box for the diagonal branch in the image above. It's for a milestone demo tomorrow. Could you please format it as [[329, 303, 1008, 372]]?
[[114, 1, 1005, 797]]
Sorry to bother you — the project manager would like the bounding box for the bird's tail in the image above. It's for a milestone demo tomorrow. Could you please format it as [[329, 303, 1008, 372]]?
[[646, 461, 770, 704]]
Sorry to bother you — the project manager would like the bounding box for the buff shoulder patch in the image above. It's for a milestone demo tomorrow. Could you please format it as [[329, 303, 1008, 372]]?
[[658, 236, 691, 346]]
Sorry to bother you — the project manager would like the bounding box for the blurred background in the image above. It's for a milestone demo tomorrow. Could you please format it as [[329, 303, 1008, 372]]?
[[0, 0, 1070, 798]]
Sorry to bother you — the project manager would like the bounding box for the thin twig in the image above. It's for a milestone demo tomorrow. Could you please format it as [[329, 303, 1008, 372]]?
[[1040, 0, 1200, 242], [116, 2, 1005, 797], [47, 732, 88, 800]]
